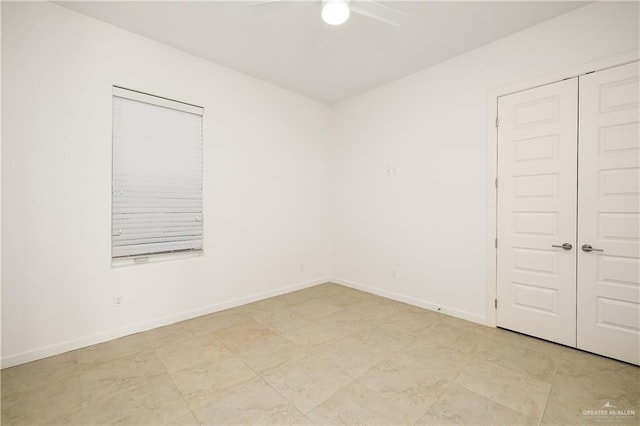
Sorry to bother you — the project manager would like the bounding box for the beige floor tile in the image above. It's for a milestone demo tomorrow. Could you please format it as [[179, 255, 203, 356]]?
[[476, 339, 559, 383], [144, 319, 207, 348], [287, 297, 344, 319], [555, 349, 640, 396], [213, 319, 272, 352], [416, 321, 489, 355], [329, 292, 368, 308], [312, 343, 381, 380], [314, 325, 410, 379], [315, 308, 370, 337], [255, 308, 350, 347], [79, 350, 167, 401], [290, 415, 315, 425], [344, 324, 413, 353], [193, 379, 304, 425], [262, 354, 354, 414], [1, 350, 78, 396], [436, 313, 490, 333], [155, 331, 230, 373], [295, 321, 357, 348], [347, 289, 391, 304], [234, 332, 310, 375], [166, 411, 200, 425], [216, 319, 310, 374], [310, 287, 357, 305], [170, 351, 258, 411], [252, 305, 309, 334], [541, 398, 589, 426], [1, 372, 82, 425], [356, 356, 450, 422], [377, 308, 440, 337], [542, 352, 640, 426], [320, 298, 404, 328], [554, 382, 638, 412], [77, 333, 150, 365], [6, 283, 638, 426], [405, 338, 474, 380], [416, 383, 534, 425], [345, 286, 388, 299], [487, 327, 574, 358], [455, 357, 551, 423], [186, 307, 251, 334], [542, 388, 639, 426], [307, 380, 419, 425], [71, 374, 191, 425], [294, 283, 347, 300]]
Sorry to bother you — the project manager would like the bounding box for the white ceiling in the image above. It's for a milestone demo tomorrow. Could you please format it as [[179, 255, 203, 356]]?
[[57, 1, 588, 104]]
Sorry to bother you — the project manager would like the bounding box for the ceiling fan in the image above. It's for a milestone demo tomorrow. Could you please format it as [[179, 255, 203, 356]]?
[[251, 0, 409, 27]]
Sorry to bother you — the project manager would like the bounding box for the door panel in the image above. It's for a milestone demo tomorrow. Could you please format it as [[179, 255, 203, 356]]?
[[577, 61, 640, 365], [497, 78, 578, 346]]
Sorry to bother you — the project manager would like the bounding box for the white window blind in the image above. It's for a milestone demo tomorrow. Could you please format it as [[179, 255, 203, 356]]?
[[112, 87, 203, 259]]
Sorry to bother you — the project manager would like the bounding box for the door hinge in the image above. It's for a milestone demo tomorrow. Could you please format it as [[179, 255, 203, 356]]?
[[495, 178, 498, 188], [495, 238, 498, 248], [495, 116, 499, 128], [494, 299, 498, 309]]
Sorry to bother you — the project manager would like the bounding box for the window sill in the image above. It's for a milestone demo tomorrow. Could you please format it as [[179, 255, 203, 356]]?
[[111, 249, 203, 268]]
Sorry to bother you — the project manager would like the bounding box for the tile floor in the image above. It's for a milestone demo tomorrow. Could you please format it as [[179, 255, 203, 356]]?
[[2, 283, 638, 425]]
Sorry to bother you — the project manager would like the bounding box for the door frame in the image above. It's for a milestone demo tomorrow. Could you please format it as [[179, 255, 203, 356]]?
[[485, 49, 640, 327]]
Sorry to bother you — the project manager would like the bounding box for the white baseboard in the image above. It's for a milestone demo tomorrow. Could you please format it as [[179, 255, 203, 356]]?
[[1, 276, 331, 369], [331, 277, 487, 325], [2, 276, 487, 368]]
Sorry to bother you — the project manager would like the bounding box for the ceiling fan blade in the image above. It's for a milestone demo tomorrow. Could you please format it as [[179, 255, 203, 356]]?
[[250, 0, 284, 5], [249, 0, 316, 15], [350, 0, 409, 27]]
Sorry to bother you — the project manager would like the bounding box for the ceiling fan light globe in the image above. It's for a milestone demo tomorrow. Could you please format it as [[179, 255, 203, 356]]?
[[322, 0, 350, 25]]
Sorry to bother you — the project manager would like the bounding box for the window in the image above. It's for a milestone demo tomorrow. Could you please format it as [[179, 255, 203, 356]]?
[[112, 87, 203, 260]]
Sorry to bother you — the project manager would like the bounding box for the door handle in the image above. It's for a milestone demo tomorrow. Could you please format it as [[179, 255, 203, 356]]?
[[581, 244, 604, 253], [552, 243, 573, 250]]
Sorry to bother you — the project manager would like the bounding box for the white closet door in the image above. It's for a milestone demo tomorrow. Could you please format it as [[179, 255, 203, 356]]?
[[577, 61, 640, 365], [497, 78, 578, 346]]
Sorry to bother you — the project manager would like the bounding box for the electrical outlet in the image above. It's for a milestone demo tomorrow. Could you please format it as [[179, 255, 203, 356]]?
[[113, 295, 123, 307]]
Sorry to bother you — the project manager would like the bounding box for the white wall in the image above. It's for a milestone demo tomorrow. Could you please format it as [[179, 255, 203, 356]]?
[[1, 2, 332, 367], [3, 1, 640, 368], [331, 1, 640, 323]]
